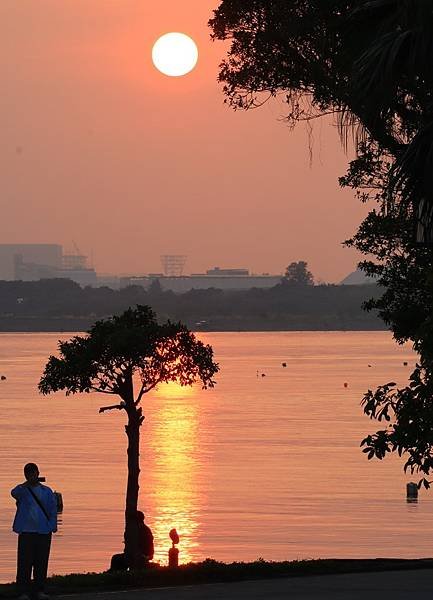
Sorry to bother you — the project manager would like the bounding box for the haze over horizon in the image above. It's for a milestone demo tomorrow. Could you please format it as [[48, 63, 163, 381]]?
[[1, 1, 368, 284]]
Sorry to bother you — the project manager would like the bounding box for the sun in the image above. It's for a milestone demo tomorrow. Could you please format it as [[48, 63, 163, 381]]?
[[152, 33, 198, 77]]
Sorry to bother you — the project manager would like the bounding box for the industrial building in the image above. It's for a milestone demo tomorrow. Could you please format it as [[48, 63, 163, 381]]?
[[120, 267, 282, 293], [0, 244, 62, 280], [120, 256, 281, 292], [0, 247, 282, 291], [0, 244, 97, 286]]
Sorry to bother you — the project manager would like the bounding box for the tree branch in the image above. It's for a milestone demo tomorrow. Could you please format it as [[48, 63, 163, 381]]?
[[94, 376, 117, 392], [90, 386, 117, 395], [135, 379, 161, 405], [99, 402, 126, 414]]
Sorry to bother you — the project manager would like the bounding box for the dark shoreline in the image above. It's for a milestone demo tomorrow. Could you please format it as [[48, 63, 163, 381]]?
[[0, 317, 387, 333], [0, 280, 385, 333], [0, 558, 432, 596]]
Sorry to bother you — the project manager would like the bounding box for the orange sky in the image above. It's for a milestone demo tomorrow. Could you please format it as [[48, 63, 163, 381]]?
[[0, 1, 368, 283]]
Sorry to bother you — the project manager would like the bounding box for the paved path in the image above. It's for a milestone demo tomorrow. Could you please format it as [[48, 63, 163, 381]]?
[[60, 569, 433, 599]]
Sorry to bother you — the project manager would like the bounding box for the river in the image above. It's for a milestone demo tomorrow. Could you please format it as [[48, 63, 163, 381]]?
[[0, 331, 428, 583]]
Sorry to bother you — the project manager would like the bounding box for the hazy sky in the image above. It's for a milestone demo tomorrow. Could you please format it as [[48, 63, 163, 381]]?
[[1, 1, 368, 283]]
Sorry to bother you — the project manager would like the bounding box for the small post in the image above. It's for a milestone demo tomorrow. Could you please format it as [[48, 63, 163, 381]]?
[[407, 482, 418, 501], [168, 545, 179, 568], [168, 528, 180, 568]]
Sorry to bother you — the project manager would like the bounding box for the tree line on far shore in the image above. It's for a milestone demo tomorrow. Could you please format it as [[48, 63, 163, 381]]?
[[0, 277, 383, 331]]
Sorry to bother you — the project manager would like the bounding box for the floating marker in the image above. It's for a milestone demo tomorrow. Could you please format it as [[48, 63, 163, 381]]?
[[344, 382, 348, 388], [407, 482, 418, 500], [54, 491, 64, 512]]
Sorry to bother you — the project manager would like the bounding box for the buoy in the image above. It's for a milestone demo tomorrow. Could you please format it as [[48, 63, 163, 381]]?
[[407, 482, 418, 500], [344, 382, 348, 388], [169, 528, 180, 545], [54, 491, 63, 512]]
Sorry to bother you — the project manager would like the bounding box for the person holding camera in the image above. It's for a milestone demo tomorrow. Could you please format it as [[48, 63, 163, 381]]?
[[11, 463, 57, 600]]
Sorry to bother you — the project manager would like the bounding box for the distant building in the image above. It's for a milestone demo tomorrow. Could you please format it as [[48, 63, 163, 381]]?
[[14, 257, 97, 287], [58, 268, 97, 287], [96, 275, 121, 290], [120, 266, 281, 293], [0, 244, 62, 280], [340, 269, 378, 285], [203, 267, 250, 277], [62, 253, 87, 270], [0, 243, 96, 286], [161, 255, 187, 277]]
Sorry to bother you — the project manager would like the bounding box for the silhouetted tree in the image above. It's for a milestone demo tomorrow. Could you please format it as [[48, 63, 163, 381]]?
[[39, 305, 218, 565], [283, 261, 314, 286], [210, 1, 433, 240], [342, 144, 433, 489], [210, 1, 433, 485]]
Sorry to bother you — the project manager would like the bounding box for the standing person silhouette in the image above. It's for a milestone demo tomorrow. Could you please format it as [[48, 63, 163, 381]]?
[[11, 463, 57, 600]]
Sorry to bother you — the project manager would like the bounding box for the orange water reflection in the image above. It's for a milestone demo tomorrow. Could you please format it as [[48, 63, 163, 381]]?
[[154, 381, 196, 399], [1, 332, 427, 584], [148, 383, 201, 564]]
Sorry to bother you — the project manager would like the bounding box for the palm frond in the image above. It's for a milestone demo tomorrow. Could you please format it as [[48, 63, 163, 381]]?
[[390, 121, 433, 244]]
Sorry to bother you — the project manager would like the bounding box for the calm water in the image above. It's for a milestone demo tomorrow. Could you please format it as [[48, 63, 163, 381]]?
[[0, 331, 428, 583]]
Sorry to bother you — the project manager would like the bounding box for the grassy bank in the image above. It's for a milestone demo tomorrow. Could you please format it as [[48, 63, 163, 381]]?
[[1, 558, 433, 596]]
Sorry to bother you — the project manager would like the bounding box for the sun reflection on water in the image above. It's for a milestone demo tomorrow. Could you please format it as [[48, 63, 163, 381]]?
[[148, 382, 202, 564], [155, 381, 196, 399]]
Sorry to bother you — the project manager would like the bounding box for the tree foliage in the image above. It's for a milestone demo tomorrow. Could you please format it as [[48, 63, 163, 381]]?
[[0, 278, 383, 331], [341, 139, 433, 488], [210, 0, 433, 239], [39, 305, 218, 398], [210, 0, 433, 485], [39, 305, 218, 563], [283, 261, 314, 286]]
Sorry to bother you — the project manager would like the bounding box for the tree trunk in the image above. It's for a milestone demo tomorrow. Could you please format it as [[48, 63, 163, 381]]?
[[124, 407, 143, 567], [123, 370, 144, 569]]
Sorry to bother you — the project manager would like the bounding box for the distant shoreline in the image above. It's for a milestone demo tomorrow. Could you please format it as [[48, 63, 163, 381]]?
[[0, 318, 388, 333], [0, 279, 385, 333]]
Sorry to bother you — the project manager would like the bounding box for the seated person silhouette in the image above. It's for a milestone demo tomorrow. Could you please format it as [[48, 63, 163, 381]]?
[[136, 511, 154, 564], [109, 511, 154, 572]]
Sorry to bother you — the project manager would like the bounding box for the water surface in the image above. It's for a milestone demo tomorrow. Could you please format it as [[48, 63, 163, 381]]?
[[0, 331, 426, 583]]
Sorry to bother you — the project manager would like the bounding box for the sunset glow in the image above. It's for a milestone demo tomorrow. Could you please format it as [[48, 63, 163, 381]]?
[[152, 33, 198, 77], [149, 396, 201, 563], [155, 381, 196, 399]]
